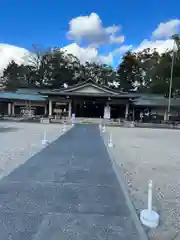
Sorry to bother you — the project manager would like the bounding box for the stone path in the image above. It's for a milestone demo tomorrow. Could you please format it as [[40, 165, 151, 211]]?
[[0, 124, 140, 240]]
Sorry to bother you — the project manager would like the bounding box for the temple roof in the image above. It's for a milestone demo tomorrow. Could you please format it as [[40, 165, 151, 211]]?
[[0, 92, 47, 101], [1, 80, 179, 106], [39, 79, 137, 98], [133, 96, 180, 107]]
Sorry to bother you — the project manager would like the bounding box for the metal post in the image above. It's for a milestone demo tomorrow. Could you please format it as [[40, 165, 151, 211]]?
[[148, 180, 152, 215], [167, 41, 175, 120]]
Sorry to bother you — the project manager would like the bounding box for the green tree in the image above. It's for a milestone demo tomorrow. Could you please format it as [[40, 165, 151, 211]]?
[[2, 61, 27, 90], [42, 49, 82, 88], [82, 62, 118, 87], [147, 35, 180, 96], [117, 51, 142, 91], [136, 48, 161, 92], [116, 47, 179, 95]]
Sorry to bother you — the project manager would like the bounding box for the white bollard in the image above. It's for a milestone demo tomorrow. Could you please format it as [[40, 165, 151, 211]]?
[[140, 180, 159, 228], [71, 120, 74, 127], [102, 125, 106, 133], [130, 121, 135, 128], [42, 130, 48, 145], [62, 123, 67, 133], [99, 123, 102, 130], [61, 126, 64, 133], [108, 134, 113, 148]]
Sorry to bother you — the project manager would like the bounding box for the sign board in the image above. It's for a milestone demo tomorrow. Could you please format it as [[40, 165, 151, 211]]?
[[55, 102, 66, 106], [54, 109, 62, 113], [40, 118, 50, 124]]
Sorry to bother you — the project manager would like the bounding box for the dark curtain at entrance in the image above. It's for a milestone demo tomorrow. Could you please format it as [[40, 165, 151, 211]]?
[[72, 100, 104, 118], [0, 102, 8, 115], [83, 102, 104, 118], [111, 105, 125, 119]]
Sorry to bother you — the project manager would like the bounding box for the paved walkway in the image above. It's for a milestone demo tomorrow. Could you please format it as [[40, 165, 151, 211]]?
[[0, 124, 140, 240]]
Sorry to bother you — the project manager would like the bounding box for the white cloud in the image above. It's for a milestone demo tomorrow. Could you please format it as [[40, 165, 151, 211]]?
[[110, 35, 125, 44], [134, 19, 180, 54], [134, 39, 176, 53], [2, 19, 179, 75], [0, 42, 119, 76], [112, 45, 132, 55], [152, 19, 180, 39], [0, 42, 134, 76], [106, 25, 120, 34], [98, 54, 113, 65], [63, 43, 133, 66], [131, 19, 180, 55], [63, 43, 113, 65], [67, 13, 124, 46], [0, 44, 29, 75], [63, 43, 98, 64]]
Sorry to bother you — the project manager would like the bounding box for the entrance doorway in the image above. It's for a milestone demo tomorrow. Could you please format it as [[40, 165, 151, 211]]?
[[83, 101, 104, 118], [111, 104, 125, 119], [74, 101, 104, 118]]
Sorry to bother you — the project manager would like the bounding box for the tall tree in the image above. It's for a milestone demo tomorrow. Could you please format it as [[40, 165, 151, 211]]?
[[23, 44, 52, 87], [136, 48, 161, 92], [117, 51, 142, 91], [2, 61, 28, 90], [82, 62, 118, 86], [116, 47, 179, 95], [42, 49, 82, 88]]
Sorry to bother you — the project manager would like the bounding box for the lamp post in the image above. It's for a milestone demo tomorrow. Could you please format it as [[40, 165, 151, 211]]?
[[167, 35, 178, 121], [167, 40, 175, 120]]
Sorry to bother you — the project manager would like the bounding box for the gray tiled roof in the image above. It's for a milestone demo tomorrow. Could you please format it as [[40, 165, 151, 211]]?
[[0, 92, 47, 101], [133, 96, 180, 107], [16, 88, 42, 94]]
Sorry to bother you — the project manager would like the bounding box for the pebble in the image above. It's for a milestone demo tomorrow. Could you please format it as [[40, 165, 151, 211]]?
[[0, 122, 71, 179], [105, 126, 180, 240]]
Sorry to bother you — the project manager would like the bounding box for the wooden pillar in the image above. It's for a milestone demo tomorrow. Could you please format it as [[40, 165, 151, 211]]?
[[164, 108, 168, 121], [68, 101, 72, 118], [44, 104, 47, 115], [125, 103, 129, 120], [8, 102, 12, 116], [12, 103, 15, 116], [49, 100, 52, 116]]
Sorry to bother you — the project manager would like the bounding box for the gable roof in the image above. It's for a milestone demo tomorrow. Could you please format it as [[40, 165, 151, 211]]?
[[59, 79, 119, 95], [39, 79, 127, 97]]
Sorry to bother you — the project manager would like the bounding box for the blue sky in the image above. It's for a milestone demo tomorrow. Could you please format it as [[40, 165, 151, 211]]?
[[0, 0, 180, 67]]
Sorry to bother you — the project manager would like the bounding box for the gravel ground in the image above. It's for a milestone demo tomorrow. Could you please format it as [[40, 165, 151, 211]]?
[[104, 126, 180, 240], [0, 122, 72, 180]]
